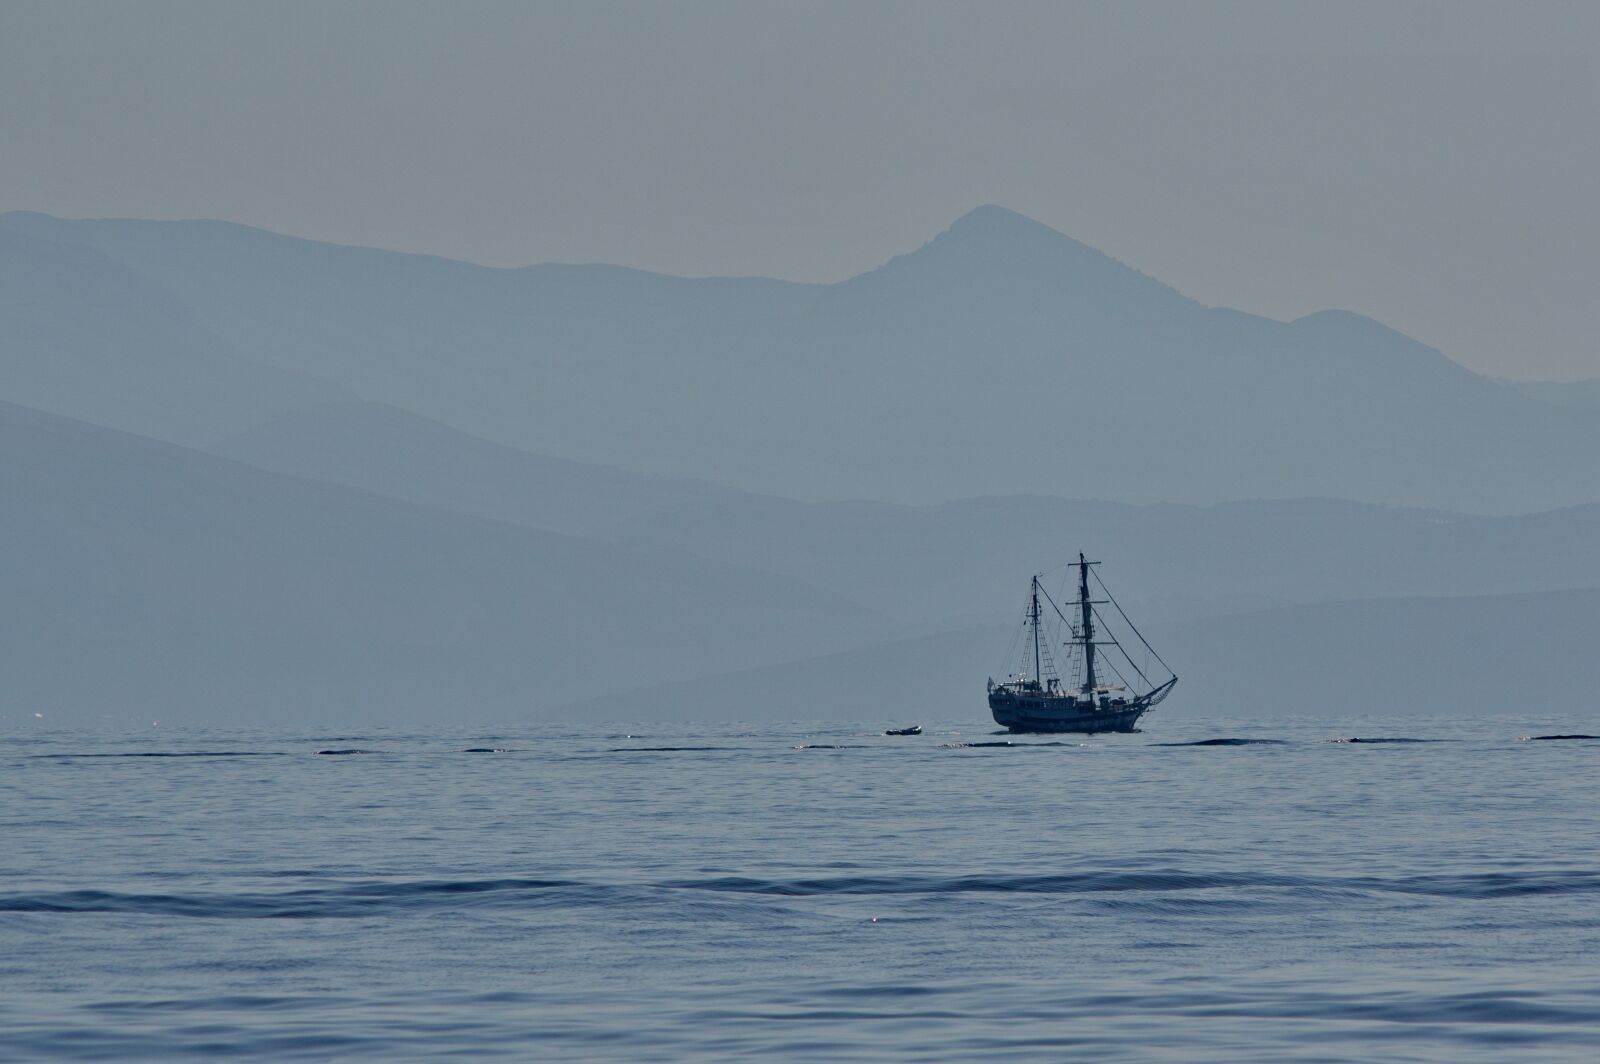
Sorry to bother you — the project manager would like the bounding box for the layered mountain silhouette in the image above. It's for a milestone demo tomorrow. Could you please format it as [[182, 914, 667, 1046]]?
[[3, 206, 1598, 724], [0, 401, 892, 723], [1511, 377, 1600, 413], [198, 400, 1600, 627], [5, 206, 1596, 512], [0, 225, 347, 445], [211, 400, 748, 537], [556, 587, 1600, 723]]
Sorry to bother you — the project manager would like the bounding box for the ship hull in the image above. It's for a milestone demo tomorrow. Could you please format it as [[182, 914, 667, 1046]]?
[[988, 691, 1149, 733]]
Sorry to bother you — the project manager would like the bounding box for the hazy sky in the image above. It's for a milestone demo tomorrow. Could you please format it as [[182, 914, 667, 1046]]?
[[3, 1, 1596, 379]]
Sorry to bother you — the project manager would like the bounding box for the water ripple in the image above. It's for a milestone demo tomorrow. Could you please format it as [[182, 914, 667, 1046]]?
[[6, 868, 1597, 919], [1153, 738, 1289, 746]]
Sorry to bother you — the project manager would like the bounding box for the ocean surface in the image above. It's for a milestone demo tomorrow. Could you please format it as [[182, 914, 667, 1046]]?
[[2, 715, 1597, 1062]]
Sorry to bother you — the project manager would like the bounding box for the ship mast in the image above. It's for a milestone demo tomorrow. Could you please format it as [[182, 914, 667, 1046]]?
[[1030, 574, 1042, 686], [1078, 553, 1096, 696]]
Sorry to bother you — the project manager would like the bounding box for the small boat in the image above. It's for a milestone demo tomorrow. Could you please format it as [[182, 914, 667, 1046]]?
[[885, 725, 923, 736], [987, 553, 1177, 733]]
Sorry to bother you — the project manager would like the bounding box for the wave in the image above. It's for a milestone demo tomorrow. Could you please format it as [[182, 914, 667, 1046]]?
[[1153, 738, 1288, 746], [941, 741, 1081, 749], [30, 751, 288, 759], [0, 877, 585, 918], [27, 732, 1577, 761], [606, 746, 737, 753], [9, 868, 1594, 919]]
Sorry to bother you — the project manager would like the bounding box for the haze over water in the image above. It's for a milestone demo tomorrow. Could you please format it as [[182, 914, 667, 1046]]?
[[5, 717, 1597, 1061], [5, 5, 1600, 1060]]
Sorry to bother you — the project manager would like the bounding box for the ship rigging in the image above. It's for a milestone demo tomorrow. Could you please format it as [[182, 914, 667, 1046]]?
[[987, 553, 1177, 733]]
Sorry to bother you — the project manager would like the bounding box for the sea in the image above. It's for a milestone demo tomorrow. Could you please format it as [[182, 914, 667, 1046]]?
[[2, 715, 1597, 1062]]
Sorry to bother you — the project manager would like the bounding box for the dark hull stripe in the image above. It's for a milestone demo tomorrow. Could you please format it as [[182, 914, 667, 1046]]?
[[988, 694, 1150, 734]]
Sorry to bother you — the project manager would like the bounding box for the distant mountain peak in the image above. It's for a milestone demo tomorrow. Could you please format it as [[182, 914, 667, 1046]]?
[[946, 203, 1068, 239], [929, 204, 1096, 259], [852, 204, 1193, 309], [1286, 308, 1471, 376]]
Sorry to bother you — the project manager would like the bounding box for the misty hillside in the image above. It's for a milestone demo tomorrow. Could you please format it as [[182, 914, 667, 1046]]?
[[210, 400, 751, 537], [0, 401, 894, 725], [0, 226, 348, 445], [195, 398, 1600, 628], [597, 492, 1600, 626], [193, 390, 1600, 624], [5, 207, 1597, 513], [557, 588, 1600, 723], [1510, 377, 1600, 413], [5, 207, 1599, 728]]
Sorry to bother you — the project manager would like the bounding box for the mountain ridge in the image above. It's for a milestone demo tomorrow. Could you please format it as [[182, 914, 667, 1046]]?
[[4, 206, 1596, 512], [192, 397, 1600, 633], [0, 399, 896, 724], [553, 586, 1600, 723]]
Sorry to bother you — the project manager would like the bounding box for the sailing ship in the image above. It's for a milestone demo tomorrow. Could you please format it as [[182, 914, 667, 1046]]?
[[987, 553, 1177, 733]]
